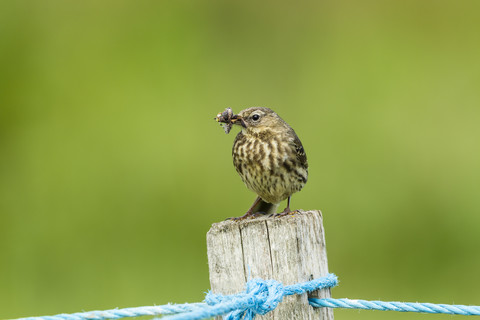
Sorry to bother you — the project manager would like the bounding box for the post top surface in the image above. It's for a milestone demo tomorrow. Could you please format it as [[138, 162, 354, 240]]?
[[208, 210, 323, 233]]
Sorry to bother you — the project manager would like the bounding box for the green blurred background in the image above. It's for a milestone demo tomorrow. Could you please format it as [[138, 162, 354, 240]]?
[[1, 1, 480, 319]]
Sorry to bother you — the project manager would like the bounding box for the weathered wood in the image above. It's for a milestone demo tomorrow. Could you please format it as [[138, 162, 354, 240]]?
[[207, 210, 333, 320]]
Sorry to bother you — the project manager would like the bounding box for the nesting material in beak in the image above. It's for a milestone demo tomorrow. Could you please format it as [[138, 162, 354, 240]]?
[[215, 107, 247, 133], [215, 107, 235, 134]]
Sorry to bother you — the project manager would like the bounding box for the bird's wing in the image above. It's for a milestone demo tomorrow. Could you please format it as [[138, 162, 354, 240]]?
[[291, 132, 308, 169]]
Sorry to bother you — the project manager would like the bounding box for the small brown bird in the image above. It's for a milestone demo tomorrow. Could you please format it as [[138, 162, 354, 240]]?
[[216, 107, 308, 219]]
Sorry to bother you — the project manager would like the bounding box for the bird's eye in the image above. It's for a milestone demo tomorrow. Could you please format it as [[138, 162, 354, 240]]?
[[252, 114, 260, 121]]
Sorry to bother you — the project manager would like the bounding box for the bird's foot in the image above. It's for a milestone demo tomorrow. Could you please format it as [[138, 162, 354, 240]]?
[[269, 208, 299, 218], [226, 211, 266, 221]]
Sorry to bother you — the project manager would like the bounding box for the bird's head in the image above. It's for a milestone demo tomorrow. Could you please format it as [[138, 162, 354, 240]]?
[[231, 107, 288, 134]]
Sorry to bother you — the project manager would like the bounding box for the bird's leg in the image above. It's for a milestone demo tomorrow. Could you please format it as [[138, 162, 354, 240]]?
[[227, 196, 265, 221], [275, 196, 298, 217]]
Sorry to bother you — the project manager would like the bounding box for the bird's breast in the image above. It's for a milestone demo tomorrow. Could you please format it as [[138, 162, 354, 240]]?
[[232, 132, 307, 204]]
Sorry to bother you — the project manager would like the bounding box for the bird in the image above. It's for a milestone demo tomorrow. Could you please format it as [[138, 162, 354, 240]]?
[[218, 107, 308, 220]]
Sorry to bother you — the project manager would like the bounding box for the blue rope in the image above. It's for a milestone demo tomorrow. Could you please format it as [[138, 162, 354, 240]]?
[[309, 298, 480, 316], [11, 274, 480, 320], [14, 303, 208, 320], [160, 273, 339, 320]]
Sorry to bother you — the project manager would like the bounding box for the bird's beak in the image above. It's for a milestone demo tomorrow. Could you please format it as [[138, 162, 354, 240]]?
[[231, 115, 247, 128]]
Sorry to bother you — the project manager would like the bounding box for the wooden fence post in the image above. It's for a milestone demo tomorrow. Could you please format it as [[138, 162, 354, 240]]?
[[207, 210, 333, 320]]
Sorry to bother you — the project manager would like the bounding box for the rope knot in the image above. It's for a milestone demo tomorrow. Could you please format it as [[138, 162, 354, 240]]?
[[244, 279, 285, 315], [205, 278, 285, 320], [204, 274, 338, 320]]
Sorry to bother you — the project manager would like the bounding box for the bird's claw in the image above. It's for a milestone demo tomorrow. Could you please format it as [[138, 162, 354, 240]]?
[[226, 211, 266, 221], [269, 209, 299, 218]]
